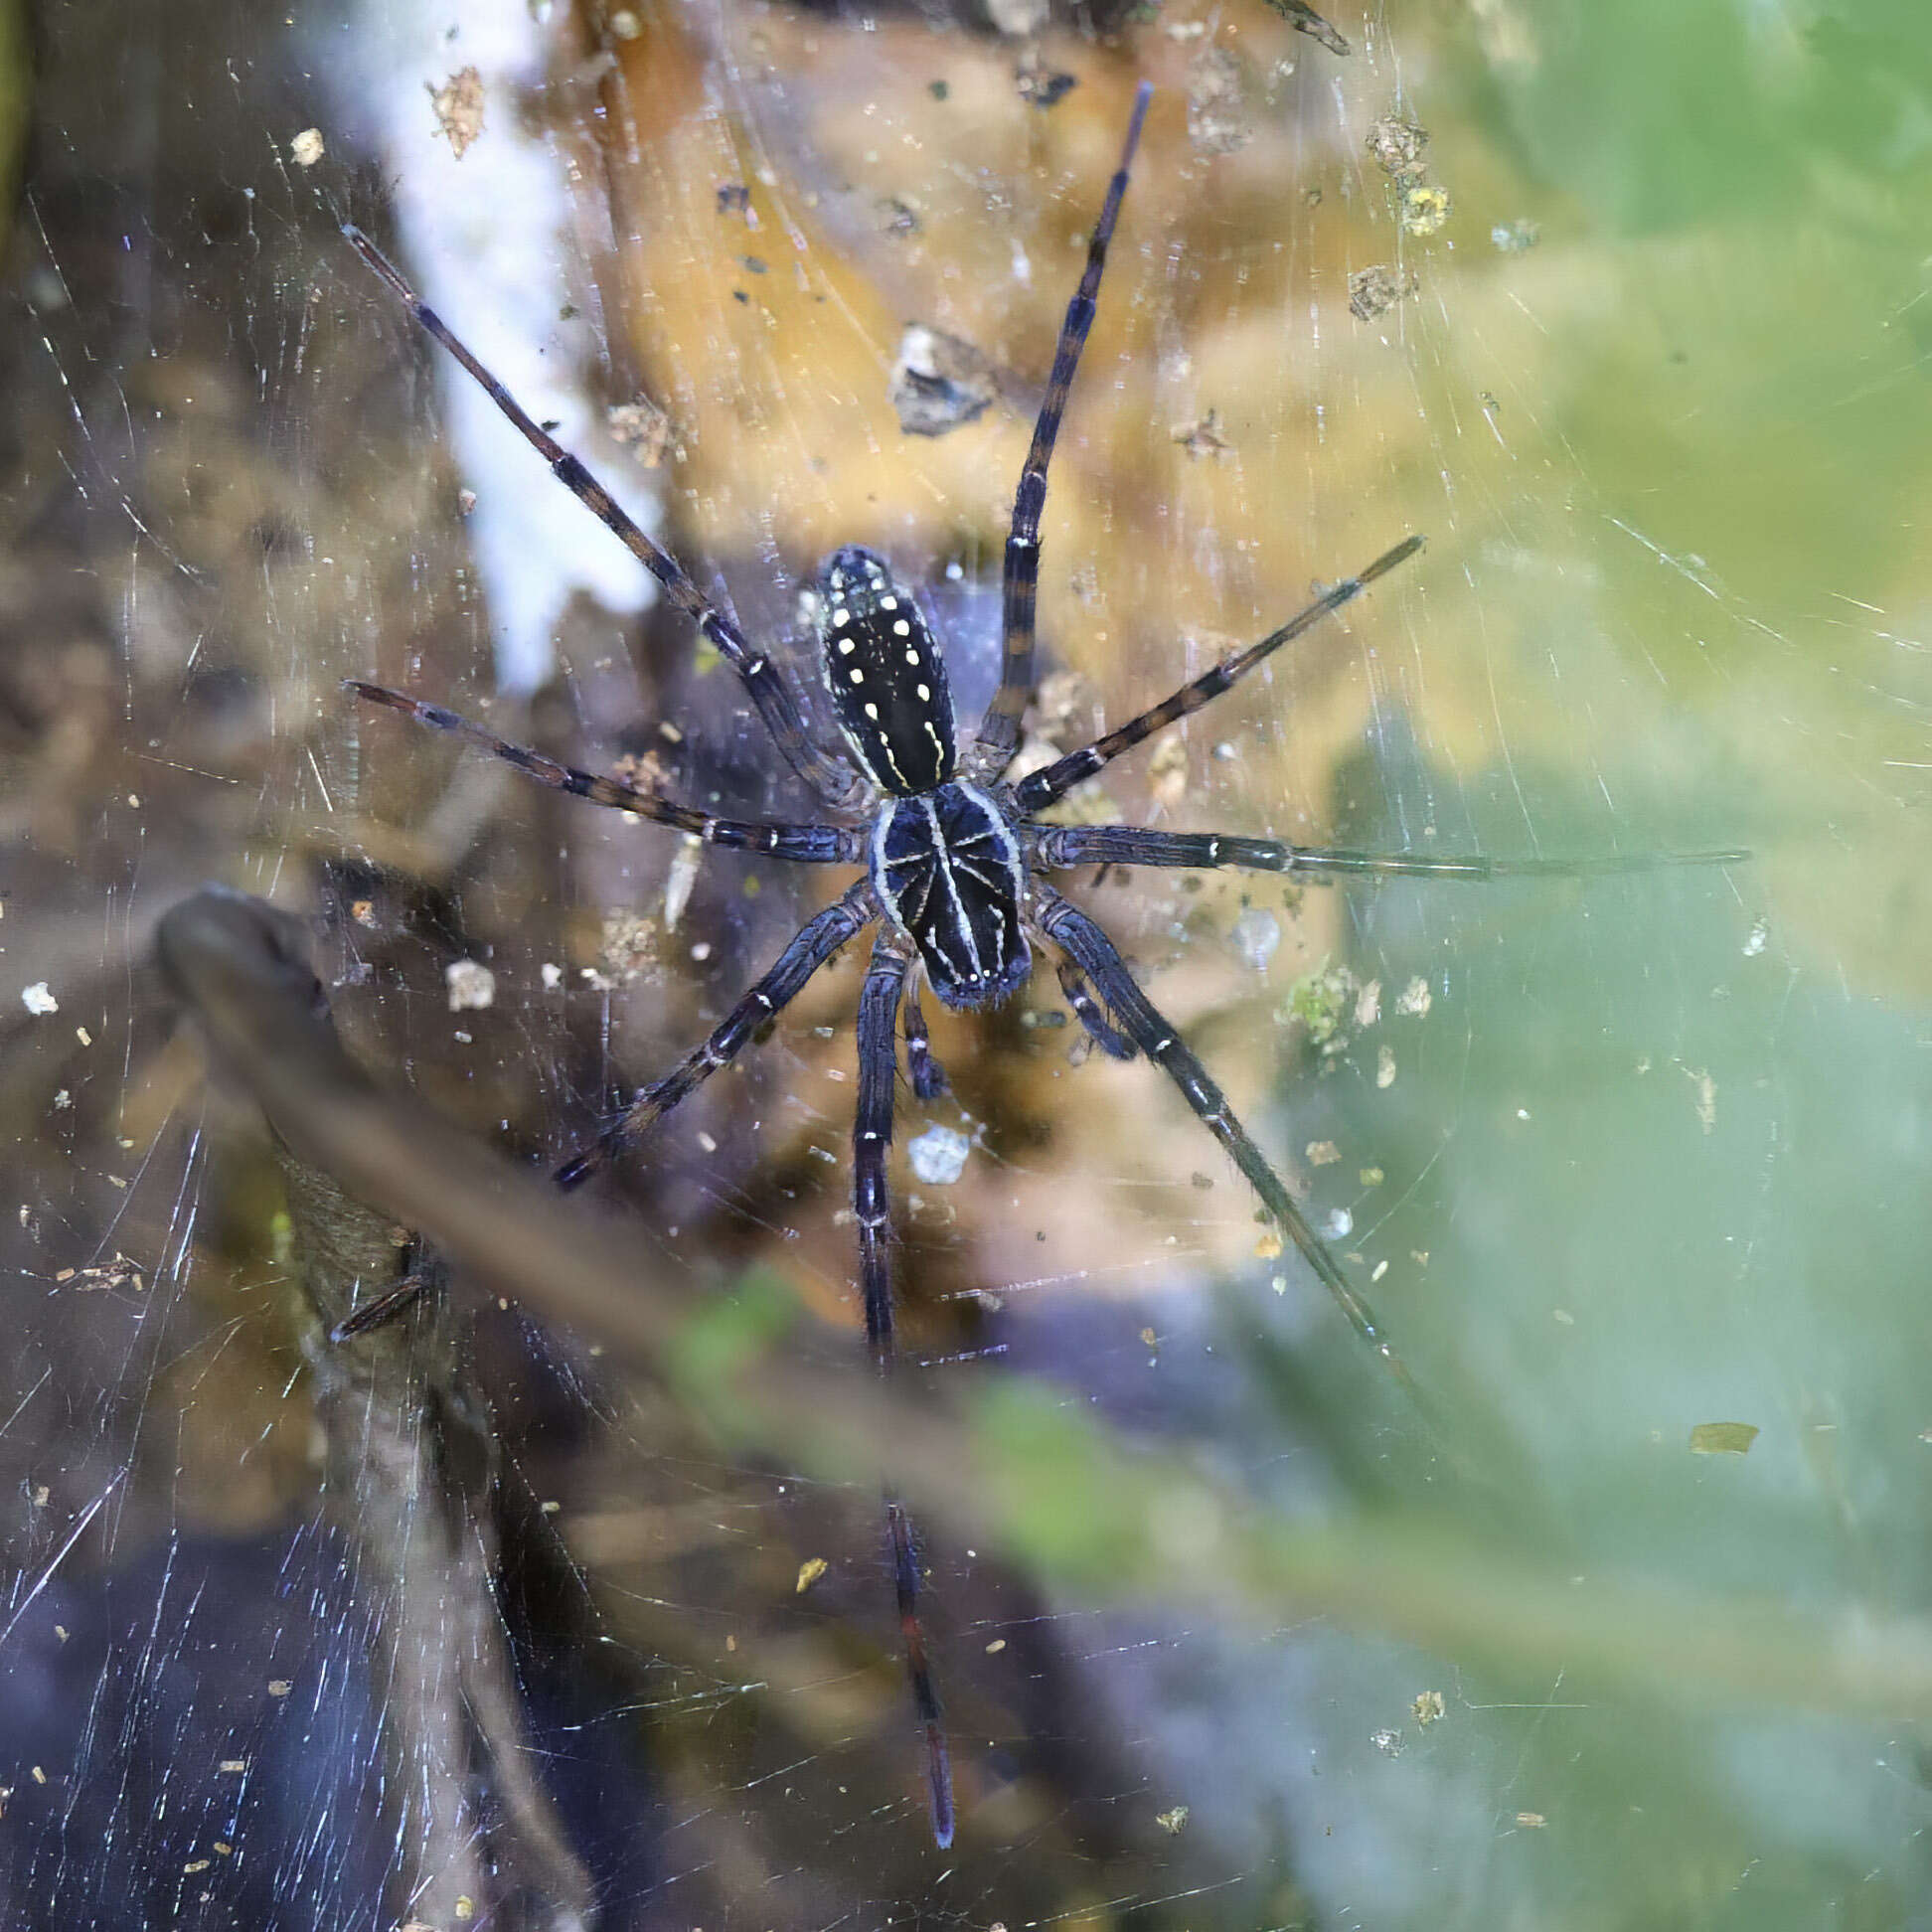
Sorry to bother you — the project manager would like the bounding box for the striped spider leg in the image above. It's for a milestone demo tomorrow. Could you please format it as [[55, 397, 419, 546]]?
[[340, 227, 865, 814]]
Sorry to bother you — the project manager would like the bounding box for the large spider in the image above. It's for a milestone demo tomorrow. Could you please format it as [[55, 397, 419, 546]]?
[[344, 82, 1742, 1846]]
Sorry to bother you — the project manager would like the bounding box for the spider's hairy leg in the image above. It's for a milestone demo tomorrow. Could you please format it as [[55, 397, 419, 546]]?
[[340, 227, 861, 808], [347, 683, 866, 863], [901, 981, 950, 1100], [556, 884, 875, 1191], [1034, 825, 1752, 878], [971, 81, 1153, 776], [856, 935, 912, 1360], [1030, 882, 1419, 1397], [887, 1495, 955, 1849], [1056, 957, 1134, 1060], [1014, 535, 1425, 813], [857, 937, 959, 1845]]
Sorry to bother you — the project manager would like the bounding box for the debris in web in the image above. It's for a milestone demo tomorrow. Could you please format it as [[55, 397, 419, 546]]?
[[887, 324, 996, 438], [1402, 182, 1453, 236], [1172, 408, 1232, 461], [606, 397, 675, 467], [1690, 1421, 1759, 1456], [443, 959, 496, 1012], [1368, 114, 1454, 240], [599, 907, 663, 984], [908, 1124, 971, 1186], [1260, 0, 1353, 58], [1367, 115, 1430, 182], [1279, 961, 1366, 1055], [428, 66, 485, 158], [1015, 48, 1076, 110], [1188, 45, 1252, 156], [1349, 263, 1416, 322], [1230, 907, 1282, 971]]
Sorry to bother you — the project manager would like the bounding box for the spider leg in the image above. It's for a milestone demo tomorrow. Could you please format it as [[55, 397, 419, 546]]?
[[556, 883, 875, 1190], [886, 1494, 955, 1849], [1055, 957, 1134, 1059], [342, 227, 862, 809], [1034, 825, 1751, 877], [901, 979, 951, 1101], [968, 82, 1153, 778], [856, 934, 913, 1361], [349, 684, 867, 863], [1030, 881, 1417, 1396], [1014, 535, 1424, 812], [858, 939, 958, 1843]]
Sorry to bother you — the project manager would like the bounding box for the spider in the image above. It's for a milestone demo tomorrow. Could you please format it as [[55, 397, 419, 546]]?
[[343, 81, 1743, 1846]]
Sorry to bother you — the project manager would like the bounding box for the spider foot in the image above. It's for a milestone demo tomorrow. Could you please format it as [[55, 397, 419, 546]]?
[[554, 1138, 617, 1193], [906, 1044, 951, 1101], [1057, 959, 1134, 1060], [901, 984, 951, 1099]]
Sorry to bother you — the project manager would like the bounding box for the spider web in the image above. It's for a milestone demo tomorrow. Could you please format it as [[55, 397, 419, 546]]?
[[5, 0, 1932, 1925]]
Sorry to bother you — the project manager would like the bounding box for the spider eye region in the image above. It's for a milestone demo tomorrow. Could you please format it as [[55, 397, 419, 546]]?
[[874, 783, 1031, 1012], [814, 546, 956, 795]]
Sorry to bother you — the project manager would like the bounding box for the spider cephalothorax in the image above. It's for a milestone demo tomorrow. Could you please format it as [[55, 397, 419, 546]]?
[[343, 79, 1742, 1849]]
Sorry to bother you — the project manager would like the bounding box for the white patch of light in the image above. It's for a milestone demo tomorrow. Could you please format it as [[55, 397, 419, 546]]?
[[908, 1124, 971, 1186], [329, 0, 651, 691]]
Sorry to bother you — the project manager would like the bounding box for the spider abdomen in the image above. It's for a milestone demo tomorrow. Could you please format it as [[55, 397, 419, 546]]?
[[873, 782, 1030, 1011], [813, 546, 956, 796]]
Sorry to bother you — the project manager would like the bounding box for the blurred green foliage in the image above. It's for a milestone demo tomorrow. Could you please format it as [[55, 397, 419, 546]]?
[[1465, 0, 1932, 234]]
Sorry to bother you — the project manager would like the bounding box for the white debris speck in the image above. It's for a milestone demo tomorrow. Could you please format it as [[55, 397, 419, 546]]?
[[1376, 1044, 1397, 1088], [444, 960, 496, 1012], [907, 1124, 971, 1186], [21, 983, 57, 1017], [1395, 975, 1432, 1018], [1323, 1207, 1354, 1241], [540, 962, 564, 992], [289, 127, 325, 167], [1742, 918, 1768, 958], [1229, 908, 1280, 971], [664, 836, 703, 931], [1354, 979, 1382, 1028]]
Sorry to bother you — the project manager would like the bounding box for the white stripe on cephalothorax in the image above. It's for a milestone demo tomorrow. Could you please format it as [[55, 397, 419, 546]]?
[[955, 782, 1026, 901], [950, 856, 1011, 897], [922, 795, 985, 985]]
